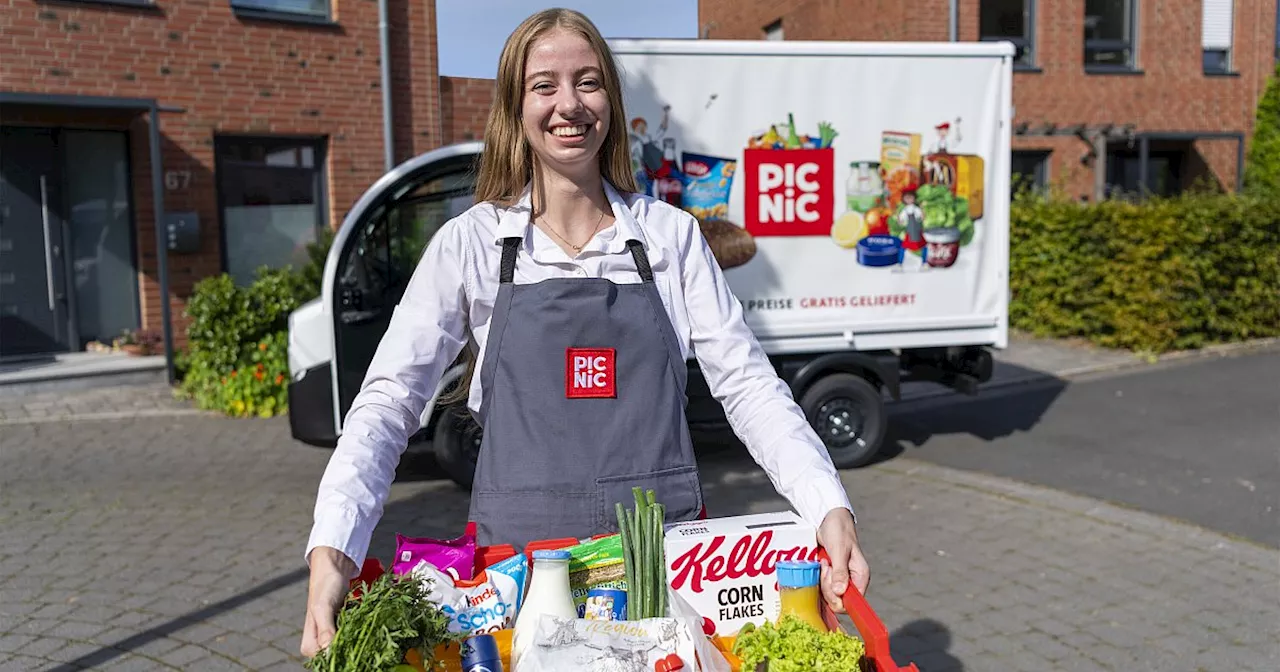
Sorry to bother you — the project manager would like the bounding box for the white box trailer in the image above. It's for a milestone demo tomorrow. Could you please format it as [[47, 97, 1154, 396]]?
[[286, 39, 1015, 487]]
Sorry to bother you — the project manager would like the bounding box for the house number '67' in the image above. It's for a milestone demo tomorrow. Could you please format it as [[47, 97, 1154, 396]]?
[[164, 170, 192, 191]]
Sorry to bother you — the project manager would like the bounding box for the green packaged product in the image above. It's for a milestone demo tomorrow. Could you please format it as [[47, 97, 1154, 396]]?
[[566, 534, 628, 617]]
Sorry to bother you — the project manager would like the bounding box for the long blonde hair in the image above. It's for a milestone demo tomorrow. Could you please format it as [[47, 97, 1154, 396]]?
[[473, 7, 639, 204], [441, 9, 638, 410]]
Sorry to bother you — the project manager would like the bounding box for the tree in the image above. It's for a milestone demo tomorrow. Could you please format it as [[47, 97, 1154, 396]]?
[[1245, 63, 1280, 196]]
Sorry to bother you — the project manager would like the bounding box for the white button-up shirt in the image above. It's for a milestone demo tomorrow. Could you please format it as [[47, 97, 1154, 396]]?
[[307, 182, 854, 572]]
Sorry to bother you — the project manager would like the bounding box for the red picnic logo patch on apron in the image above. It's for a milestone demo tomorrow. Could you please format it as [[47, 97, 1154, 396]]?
[[566, 348, 616, 399]]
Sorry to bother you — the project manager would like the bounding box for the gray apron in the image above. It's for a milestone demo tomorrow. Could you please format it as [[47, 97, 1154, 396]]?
[[468, 236, 705, 549]]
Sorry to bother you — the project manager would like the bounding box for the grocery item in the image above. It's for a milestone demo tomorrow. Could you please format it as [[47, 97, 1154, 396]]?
[[892, 183, 975, 248], [748, 114, 837, 150], [856, 235, 903, 268], [304, 570, 459, 672], [511, 549, 577, 670], [654, 138, 685, 207], [880, 131, 922, 182], [459, 633, 504, 672], [664, 511, 819, 637], [616, 487, 668, 620], [697, 218, 757, 270], [565, 534, 627, 617], [776, 560, 826, 632], [517, 614, 698, 672], [680, 152, 736, 221], [584, 587, 628, 621], [845, 161, 884, 213], [392, 530, 477, 583], [922, 151, 985, 219], [733, 615, 865, 671], [485, 552, 528, 614], [923, 227, 961, 268], [413, 562, 519, 637], [830, 211, 867, 249], [863, 206, 893, 237]]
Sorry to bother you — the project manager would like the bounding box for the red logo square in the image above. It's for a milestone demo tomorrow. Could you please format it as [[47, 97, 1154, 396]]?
[[566, 348, 616, 399], [743, 148, 835, 237]]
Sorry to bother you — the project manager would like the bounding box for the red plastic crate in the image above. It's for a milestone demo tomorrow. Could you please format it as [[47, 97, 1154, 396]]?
[[349, 543, 918, 671]]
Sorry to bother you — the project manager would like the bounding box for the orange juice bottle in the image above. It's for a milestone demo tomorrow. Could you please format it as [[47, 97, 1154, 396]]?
[[776, 560, 826, 631]]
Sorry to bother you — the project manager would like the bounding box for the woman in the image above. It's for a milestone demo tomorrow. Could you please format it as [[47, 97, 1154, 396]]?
[[301, 8, 870, 658]]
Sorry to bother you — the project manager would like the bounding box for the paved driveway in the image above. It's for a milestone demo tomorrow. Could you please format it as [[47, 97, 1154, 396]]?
[[1, 404, 1277, 671]]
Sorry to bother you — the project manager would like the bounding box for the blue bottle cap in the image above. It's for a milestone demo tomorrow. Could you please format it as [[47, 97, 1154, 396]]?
[[775, 560, 821, 588], [532, 549, 572, 561]]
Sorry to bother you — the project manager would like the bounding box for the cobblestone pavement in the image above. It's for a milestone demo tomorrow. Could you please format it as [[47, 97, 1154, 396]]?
[[1, 406, 1277, 671], [0, 385, 201, 426]]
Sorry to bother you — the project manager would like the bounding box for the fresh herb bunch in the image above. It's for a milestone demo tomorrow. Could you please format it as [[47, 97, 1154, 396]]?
[[305, 570, 458, 672], [733, 615, 865, 671]]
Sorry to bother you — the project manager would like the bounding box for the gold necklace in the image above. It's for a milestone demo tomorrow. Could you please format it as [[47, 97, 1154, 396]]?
[[540, 208, 607, 253]]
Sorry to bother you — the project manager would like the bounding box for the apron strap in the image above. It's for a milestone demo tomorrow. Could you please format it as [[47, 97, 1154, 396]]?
[[501, 236, 653, 283], [625, 240, 655, 283], [499, 237, 521, 284]]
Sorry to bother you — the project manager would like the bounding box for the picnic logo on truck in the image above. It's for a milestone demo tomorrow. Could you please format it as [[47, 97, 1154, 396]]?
[[742, 113, 838, 237]]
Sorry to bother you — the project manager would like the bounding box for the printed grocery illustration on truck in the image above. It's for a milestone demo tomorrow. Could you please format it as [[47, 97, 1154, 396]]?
[[838, 121, 984, 271], [629, 108, 986, 275]]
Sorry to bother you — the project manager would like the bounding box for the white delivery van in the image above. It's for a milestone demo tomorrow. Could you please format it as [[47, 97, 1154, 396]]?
[[286, 39, 1015, 487]]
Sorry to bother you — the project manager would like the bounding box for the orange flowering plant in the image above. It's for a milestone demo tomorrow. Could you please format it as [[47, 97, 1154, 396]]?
[[177, 267, 309, 418]]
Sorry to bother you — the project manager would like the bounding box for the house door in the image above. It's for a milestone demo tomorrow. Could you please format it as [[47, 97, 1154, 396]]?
[[0, 127, 70, 358]]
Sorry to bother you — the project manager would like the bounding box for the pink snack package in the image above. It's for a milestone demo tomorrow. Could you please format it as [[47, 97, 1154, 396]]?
[[391, 530, 477, 582]]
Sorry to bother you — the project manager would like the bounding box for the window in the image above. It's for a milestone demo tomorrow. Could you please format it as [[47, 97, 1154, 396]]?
[[1011, 151, 1050, 193], [1084, 0, 1138, 70], [339, 171, 476, 316], [981, 0, 1036, 67], [230, 0, 329, 20], [1106, 147, 1185, 197], [763, 19, 783, 41], [215, 137, 328, 285], [1202, 0, 1234, 74]]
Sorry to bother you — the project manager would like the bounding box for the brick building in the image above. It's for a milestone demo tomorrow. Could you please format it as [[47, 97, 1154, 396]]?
[[0, 0, 493, 365], [4, 0, 1275, 369], [699, 0, 1279, 200]]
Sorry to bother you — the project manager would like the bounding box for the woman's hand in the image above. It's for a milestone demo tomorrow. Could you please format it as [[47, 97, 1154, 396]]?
[[816, 507, 871, 613], [300, 547, 357, 659]]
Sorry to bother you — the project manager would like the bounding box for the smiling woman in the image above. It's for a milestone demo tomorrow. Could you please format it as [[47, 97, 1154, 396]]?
[[301, 8, 869, 661]]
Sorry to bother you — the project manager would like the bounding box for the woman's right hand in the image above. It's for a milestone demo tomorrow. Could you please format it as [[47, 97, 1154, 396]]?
[[300, 546, 357, 659]]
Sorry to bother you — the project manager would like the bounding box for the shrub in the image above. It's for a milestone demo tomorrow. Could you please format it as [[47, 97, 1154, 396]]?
[[1246, 63, 1280, 197], [1009, 190, 1280, 354], [178, 267, 310, 418]]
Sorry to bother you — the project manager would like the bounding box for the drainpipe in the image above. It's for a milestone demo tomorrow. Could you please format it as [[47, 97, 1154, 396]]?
[[379, 0, 394, 171], [949, 0, 958, 41]]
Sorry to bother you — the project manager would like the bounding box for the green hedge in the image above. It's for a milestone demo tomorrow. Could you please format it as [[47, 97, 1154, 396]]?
[[1009, 191, 1280, 354], [1246, 63, 1280, 197], [176, 269, 309, 417]]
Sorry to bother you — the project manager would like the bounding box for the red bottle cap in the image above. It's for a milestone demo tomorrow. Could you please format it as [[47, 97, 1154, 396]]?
[[655, 653, 685, 671]]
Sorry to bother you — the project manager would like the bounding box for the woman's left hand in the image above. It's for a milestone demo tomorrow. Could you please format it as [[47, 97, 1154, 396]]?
[[816, 507, 871, 613]]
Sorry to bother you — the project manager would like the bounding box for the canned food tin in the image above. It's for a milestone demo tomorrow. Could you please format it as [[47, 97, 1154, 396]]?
[[459, 633, 503, 672], [584, 588, 628, 621]]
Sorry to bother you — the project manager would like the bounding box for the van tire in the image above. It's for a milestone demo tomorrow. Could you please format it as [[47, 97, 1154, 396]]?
[[432, 404, 481, 489], [799, 373, 886, 469]]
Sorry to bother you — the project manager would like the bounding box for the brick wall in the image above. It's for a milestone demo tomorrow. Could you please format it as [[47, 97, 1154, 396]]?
[[440, 76, 495, 144], [700, 0, 1278, 198], [0, 0, 441, 345]]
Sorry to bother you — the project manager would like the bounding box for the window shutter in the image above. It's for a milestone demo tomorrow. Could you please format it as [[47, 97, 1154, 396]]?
[[1203, 0, 1234, 49]]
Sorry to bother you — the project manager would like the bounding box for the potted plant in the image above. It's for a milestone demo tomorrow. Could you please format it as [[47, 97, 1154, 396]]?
[[114, 329, 162, 356]]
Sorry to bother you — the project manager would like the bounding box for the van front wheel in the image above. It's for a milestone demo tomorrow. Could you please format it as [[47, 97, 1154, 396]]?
[[432, 404, 481, 489], [800, 373, 886, 469]]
